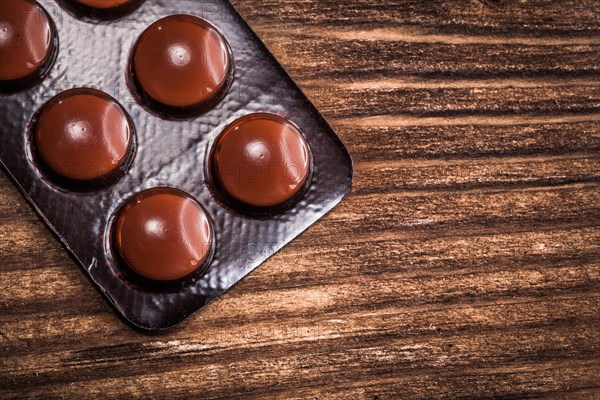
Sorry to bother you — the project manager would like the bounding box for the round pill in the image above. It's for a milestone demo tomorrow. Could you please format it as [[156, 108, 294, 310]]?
[[113, 188, 213, 281], [211, 113, 311, 208], [69, 0, 140, 9], [34, 88, 134, 182], [130, 15, 232, 115], [0, 0, 56, 90], [63, 0, 145, 17]]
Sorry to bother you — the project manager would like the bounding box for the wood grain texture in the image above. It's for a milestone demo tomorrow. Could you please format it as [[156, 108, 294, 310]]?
[[1, 0, 600, 398]]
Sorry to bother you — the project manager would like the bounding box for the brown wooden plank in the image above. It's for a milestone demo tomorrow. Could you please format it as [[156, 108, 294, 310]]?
[[232, 0, 600, 36]]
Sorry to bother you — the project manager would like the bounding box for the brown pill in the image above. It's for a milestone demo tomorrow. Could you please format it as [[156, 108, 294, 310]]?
[[113, 188, 213, 281], [212, 113, 311, 208], [63, 0, 145, 16], [0, 0, 56, 89], [34, 88, 133, 182], [68, 0, 140, 9], [131, 15, 232, 114]]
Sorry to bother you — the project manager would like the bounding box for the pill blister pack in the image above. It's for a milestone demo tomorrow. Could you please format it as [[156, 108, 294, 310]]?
[[0, 0, 352, 330]]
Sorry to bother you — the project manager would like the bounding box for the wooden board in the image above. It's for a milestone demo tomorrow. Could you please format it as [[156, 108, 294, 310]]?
[[1, 0, 599, 398]]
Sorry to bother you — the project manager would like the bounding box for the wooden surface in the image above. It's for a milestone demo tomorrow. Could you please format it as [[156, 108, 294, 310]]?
[[1, 0, 600, 398]]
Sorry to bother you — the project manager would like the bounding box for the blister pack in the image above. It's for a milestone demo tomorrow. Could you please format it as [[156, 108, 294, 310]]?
[[0, 0, 352, 329]]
